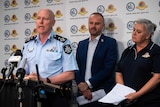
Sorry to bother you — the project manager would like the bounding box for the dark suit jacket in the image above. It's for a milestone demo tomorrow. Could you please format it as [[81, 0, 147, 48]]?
[[75, 34, 118, 93]]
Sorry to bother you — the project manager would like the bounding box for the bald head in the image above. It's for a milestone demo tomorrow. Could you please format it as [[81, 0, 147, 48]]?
[[38, 8, 55, 21], [36, 8, 56, 36]]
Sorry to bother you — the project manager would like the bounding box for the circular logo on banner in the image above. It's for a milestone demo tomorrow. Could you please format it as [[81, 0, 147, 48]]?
[[11, 30, 18, 37], [25, 28, 31, 36], [24, 0, 31, 6], [55, 10, 63, 18], [4, 15, 10, 23], [136, 1, 148, 10], [127, 39, 134, 47], [47, 0, 53, 3], [97, 5, 105, 14], [11, 14, 18, 22], [4, 1, 10, 8], [106, 22, 117, 31], [79, 24, 88, 33], [5, 59, 9, 67], [70, 8, 77, 17], [25, 13, 31, 21], [4, 44, 10, 52], [106, 4, 116, 13], [70, 25, 78, 34], [71, 42, 78, 50], [126, 2, 135, 12], [127, 21, 134, 30], [4, 30, 10, 38], [55, 26, 63, 34]]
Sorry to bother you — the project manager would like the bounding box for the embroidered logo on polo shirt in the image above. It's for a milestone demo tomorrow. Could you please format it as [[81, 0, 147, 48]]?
[[142, 52, 150, 58], [63, 44, 72, 54]]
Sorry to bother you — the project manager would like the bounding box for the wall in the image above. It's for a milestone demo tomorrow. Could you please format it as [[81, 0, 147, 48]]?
[[0, 0, 160, 76]]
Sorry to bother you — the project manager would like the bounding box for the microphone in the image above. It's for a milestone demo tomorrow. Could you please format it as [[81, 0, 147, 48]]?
[[16, 58, 27, 81], [7, 49, 23, 79], [8, 49, 22, 66]]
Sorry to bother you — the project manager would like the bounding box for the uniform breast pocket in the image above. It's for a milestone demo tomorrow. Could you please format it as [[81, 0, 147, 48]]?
[[139, 57, 152, 68], [45, 52, 62, 64], [26, 51, 36, 62]]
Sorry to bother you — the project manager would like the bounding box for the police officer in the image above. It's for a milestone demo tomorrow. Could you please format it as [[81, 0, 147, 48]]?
[[19, 8, 78, 107]]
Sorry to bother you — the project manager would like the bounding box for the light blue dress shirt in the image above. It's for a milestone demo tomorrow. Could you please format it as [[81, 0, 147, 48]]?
[[20, 31, 78, 78]]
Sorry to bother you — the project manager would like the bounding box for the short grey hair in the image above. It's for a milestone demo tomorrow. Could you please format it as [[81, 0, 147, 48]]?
[[134, 19, 157, 36]]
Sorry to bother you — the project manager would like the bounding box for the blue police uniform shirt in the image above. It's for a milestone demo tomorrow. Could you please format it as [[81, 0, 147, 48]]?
[[21, 31, 78, 78]]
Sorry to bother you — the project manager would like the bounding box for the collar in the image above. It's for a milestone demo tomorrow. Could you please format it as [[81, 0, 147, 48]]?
[[36, 30, 56, 42], [131, 40, 154, 51], [89, 34, 101, 42]]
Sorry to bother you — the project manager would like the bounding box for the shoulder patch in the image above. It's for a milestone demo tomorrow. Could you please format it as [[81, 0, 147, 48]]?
[[25, 35, 37, 43], [63, 44, 72, 54], [54, 35, 67, 43]]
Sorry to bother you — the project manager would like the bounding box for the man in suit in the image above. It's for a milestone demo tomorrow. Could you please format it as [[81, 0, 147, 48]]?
[[75, 12, 118, 107]]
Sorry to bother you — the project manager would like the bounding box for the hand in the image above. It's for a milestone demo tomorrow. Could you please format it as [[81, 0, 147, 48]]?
[[125, 92, 138, 103], [82, 89, 92, 100], [26, 72, 38, 81], [78, 82, 89, 92]]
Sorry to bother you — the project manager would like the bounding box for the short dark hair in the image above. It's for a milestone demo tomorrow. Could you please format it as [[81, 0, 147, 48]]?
[[90, 12, 104, 19]]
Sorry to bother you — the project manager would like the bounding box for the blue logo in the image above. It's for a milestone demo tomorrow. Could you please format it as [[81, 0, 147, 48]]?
[[97, 5, 105, 14], [70, 25, 78, 34], [127, 21, 134, 30], [24, 0, 31, 6], [47, 0, 53, 3], [25, 13, 31, 21], [4, 1, 10, 8], [127, 39, 134, 47], [4, 30, 10, 38], [4, 44, 10, 52], [71, 42, 78, 50], [5, 59, 9, 67], [70, 8, 77, 17], [126, 2, 135, 12], [25, 28, 31, 36], [4, 15, 10, 23]]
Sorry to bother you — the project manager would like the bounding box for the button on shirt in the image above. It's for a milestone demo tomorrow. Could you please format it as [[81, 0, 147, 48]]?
[[21, 31, 78, 78]]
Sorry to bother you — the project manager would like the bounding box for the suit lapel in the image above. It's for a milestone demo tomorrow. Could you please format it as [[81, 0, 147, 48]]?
[[82, 39, 89, 77], [94, 34, 104, 57], [84, 39, 89, 59]]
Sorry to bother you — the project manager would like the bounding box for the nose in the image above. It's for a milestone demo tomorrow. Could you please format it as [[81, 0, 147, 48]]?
[[132, 30, 136, 34], [39, 18, 43, 23]]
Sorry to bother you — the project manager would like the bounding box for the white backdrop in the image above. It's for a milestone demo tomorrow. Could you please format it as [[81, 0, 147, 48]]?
[[0, 0, 160, 76]]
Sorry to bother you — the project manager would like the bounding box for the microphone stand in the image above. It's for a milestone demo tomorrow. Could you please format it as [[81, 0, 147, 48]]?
[[16, 68, 26, 107], [0, 67, 8, 94], [1, 67, 7, 81], [7, 63, 16, 80], [35, 64, 46, 107]]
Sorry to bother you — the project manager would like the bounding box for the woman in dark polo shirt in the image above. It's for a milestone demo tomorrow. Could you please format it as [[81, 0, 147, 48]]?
[[116, 19, 160, 107]]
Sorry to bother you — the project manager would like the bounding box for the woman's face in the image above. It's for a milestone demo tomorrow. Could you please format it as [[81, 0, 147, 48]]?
[[132, 23, 150, 44]]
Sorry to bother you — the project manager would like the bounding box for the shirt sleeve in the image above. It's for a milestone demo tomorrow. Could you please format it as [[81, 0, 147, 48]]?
[[62, 40, 78, 72]]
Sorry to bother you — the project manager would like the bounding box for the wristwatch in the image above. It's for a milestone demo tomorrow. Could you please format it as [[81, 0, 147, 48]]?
[[46, 78, 51, 83]]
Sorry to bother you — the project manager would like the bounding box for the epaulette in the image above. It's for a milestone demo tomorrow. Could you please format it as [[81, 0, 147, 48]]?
[[25, 35, 37, 43], [54, 35, 67, 43]]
